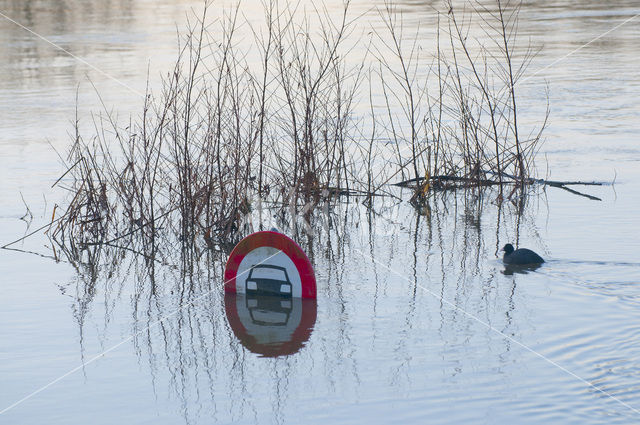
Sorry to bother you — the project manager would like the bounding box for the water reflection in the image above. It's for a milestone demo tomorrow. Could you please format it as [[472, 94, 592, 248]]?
[[44, 185, 640, 424], [502, 263, 543, 276], [225, 293, 317, 358]]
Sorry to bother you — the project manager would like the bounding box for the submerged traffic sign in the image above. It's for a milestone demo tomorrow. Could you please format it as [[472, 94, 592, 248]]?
[[224, 230, 317, 299]]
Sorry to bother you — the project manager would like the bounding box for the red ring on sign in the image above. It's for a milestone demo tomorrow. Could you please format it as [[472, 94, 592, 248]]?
[[224, 231, 317, 299]]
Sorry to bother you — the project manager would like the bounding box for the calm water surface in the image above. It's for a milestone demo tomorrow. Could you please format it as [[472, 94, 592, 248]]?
[[1, 1, 640, 424]]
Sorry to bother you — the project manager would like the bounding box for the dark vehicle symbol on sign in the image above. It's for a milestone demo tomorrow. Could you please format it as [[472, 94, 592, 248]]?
[[245, 264, 293, 297]]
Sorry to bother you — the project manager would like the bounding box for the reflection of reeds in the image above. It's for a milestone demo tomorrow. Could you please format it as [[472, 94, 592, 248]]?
[[59, 185, 539, 423], [53, 1, 546, 252]]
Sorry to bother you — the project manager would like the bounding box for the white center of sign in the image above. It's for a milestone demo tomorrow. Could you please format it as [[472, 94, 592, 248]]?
[[236, 246, 303, 298]]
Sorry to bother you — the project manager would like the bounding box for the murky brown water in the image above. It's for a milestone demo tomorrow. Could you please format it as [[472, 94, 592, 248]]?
[[1, 1, 640, 424]]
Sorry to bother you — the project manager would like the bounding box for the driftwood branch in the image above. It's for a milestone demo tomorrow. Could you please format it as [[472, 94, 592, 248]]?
[[394, 171, 605, 201], [394, 175, 502, 188]]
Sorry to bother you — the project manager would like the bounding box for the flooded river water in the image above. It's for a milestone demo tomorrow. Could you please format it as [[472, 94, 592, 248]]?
[[1, 1, 640, 424]]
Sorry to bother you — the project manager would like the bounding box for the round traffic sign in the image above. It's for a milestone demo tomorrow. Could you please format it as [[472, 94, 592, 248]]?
[[224, 231, 317, 299]]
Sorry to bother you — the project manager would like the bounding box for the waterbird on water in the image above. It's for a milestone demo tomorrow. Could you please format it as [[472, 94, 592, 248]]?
[[502, 243, 545, 265]]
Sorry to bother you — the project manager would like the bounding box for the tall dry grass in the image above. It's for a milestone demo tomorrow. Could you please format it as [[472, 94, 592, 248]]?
[[51, 0, 547, 256]]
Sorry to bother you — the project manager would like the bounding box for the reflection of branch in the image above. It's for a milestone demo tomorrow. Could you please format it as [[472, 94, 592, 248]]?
[[19, 192, 34, 223], [103, 243, 169, 265], [554, 185, 602, 201], [1, 246, 67, 262], [1, 215, 65, 249]]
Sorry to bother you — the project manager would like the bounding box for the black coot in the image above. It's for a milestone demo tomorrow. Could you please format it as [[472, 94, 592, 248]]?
[[502, 243, 545, 265]]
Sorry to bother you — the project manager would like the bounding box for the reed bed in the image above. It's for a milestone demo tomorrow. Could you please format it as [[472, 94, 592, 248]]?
[[51, 0, 547, 257]]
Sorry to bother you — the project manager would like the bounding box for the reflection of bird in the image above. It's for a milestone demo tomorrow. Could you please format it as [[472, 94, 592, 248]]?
[[502, 243, 545, 265]]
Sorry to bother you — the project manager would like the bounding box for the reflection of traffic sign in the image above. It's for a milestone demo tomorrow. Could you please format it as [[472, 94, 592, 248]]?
[[224, 231, 317, 299], [225, 293, 317, 357]]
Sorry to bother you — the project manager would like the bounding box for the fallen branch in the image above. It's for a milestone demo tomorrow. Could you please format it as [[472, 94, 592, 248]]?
[[394, 171, 605, 201], [484, 170, 605, 201], [394, 175, 501, 188]]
